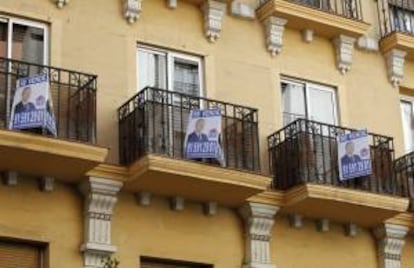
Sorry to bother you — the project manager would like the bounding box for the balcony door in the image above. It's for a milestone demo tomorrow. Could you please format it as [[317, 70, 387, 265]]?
[[400, 98, 414, 153], [137, 46, 204, 157]]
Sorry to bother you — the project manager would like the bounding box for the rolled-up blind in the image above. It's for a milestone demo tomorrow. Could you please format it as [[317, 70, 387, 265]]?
[[0, 240, 42, 268]]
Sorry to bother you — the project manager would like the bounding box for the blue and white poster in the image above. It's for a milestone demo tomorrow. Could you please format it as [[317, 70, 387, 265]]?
[[9, 73, 57, 136], [184, 108, 224, 164], [337, 130, 372, 181]]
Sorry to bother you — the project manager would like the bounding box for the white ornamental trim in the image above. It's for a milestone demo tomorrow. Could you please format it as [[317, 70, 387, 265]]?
[[239, 202, 279, 268], [333, 34, 356, 74], [201, 0, 227, 43], [263, 16, 287, 56], [55, 0, 69, 8], [123, 0, 143, 24], [385, 49, 407, 87]]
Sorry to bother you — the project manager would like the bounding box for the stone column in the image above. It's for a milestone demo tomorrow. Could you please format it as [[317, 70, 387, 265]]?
[[373, 223, 409, 268], [239, 202, 279, 268], [79, 177, 123, 268]]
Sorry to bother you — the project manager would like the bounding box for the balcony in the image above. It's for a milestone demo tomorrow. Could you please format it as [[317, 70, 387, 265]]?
[[118, 87, 270, 206], [256, 0, 370, 38], [267, 119, 409, 227], [0, 57, 107, 182], [378, 0, 414, 59], [395, 151, 414, 210]]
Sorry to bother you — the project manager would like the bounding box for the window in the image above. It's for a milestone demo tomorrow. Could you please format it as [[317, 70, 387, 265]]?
[[137, 46, 203, 96], [389, 4, 414, 34], [0, 240, 44, 268], [400, 97, 414, 152], [140, 257, 212, 268], [0, 16, 48, 64], [281, 78, 338, 126]]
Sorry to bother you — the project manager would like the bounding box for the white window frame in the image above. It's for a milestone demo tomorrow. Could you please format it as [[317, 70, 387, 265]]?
[[281, 77, 338, 125], [0, 15, 49, 64], [400, 95, 414, 153], [137, 45, 204, 98]]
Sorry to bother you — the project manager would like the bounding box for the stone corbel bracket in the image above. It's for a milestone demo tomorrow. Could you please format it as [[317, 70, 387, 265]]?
[[124, 0, 143, 24], [55, 0, 69, 8], [239, 202, 279, 268], [373, 223, 408, 268], [80, 177, 123, 268], [201, 0, 227, 43], [263, 16, 287, 56], [385, 49, 407, 87], [333, 34, 356, 74]]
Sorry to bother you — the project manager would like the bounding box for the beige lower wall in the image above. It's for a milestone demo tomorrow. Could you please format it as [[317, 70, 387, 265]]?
[[0, 177, 83, 268]]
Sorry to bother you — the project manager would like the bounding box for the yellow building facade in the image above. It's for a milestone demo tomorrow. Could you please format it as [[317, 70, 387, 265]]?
[[0, 0, 414, 268]]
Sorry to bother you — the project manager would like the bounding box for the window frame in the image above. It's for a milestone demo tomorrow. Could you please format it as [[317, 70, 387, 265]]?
[[400, 95, 414, 153], [281, 77, 338, 126], [137, 45, 204, 98], [0, 15, 49, 65]]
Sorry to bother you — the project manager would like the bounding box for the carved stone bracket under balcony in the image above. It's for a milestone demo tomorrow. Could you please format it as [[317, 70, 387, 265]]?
[[263, 16, 287, 56], [385, 49, 407, 87], [239, 202, 279, 268], [54, 0, 69, 8], [373, 223, 408, 268], [123, 0, 143, 24], [333, 34, 356, 74], [79, 177, 123, 268], [167, 0, 177, 9], [201, 0, 226, 43]]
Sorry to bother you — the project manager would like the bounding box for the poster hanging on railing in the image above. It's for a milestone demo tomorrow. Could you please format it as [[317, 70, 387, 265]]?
[[184, 108, 224, 165], [9, 73, 57, 136], [337, 129, 372, 181]]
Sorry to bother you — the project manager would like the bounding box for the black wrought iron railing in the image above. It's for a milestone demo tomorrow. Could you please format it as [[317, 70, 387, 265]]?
[[377, 0, 414, 37], [0, 57, 97, 143], [395, 151, 414, 208], [285, 0, 364, 20], [118, 87, 260, 171], [268, 119, 407, 196]]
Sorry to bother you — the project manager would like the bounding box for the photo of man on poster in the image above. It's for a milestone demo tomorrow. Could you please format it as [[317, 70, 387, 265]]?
[[14, 86, 36, 113]]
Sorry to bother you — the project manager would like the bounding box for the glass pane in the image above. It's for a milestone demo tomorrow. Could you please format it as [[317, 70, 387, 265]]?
[[172, 57, 200, 96], [0, 21, 7, 57], [401, 100, 414, 152], [137, 49, 167, 91], [12, 23, 45, 64], [281, 81, 306, 125], [308, 86, 336, 125]]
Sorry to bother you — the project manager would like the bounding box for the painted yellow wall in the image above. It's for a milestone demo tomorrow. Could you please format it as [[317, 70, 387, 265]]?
[[272, 216, 379, 268], [112, 194, 244, 268], [402, 233, 414, 268], [0, 177, 83, 268], [0, 0, 408, 165]]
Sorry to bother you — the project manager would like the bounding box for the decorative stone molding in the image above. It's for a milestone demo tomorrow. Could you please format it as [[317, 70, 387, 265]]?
[[39, 176, 54, 192], [136, 192, 151, 206], [123, 0, 142, 24], [170, 196, 185, 211], [333, 34, 356, 74], [288, 214, 303, 229], [344, 223, 358, 237], [230, 1, 255, 20], [239, 202, 279, 268], [316, 219, 330, 232], [373, 224, 409, 268], [79, 177, 123, 268], [55, 0, 69, 8], [357, 36, 379, 52], [167, 0, 177, 9], [2, 171, 17, 186], [385, 49, 407, 87], [263, 16, 287, 56], [203, 202, 218, 216], [201, 0, 226, 43], [302, 29, 314, 43]]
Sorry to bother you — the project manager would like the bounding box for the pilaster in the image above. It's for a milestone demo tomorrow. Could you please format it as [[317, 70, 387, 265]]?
[[373, 223, 409, 268], [263, 16, 287, 56], [333, 34, 356, 74], [201, 0, 227, 42], [79, 177, 123, 268], [239, 202, 279, 268], [385, 49, 407, 87]]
